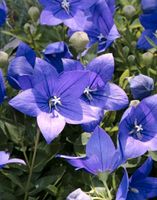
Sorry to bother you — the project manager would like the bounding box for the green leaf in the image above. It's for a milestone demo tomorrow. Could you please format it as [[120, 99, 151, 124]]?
[[119, 69, 130, 89]]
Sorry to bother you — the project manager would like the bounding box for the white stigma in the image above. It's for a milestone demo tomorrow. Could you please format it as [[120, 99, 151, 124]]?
[[84, 86, 96, 101], [61, 0, 70, 14], [49, 96, 61, 112], [129, 119, 143, 140], [97, 33, 105, 41]]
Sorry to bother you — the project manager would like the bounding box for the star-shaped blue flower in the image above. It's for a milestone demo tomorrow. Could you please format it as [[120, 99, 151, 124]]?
[[9, 59, 100, 143], [118, 94, 157, 160], [116, 157, 157, 200], [57, 126, 123, 175]]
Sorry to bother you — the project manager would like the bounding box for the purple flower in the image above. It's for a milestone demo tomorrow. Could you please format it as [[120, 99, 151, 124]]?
[[81, 54, 128, 111], [57, 126, 123, 175], [43, 41, 72, 73], [0, 69, 6, 104], [137, 1, 157, 50], [56, 54, 128, 132], [9, 59, 100, 143], [129, 74, 154, 100], [118, 94, 157, 160], [7, 42, 36, 90], [66, 188, 91, 200], [0, 151, 25, 168], [68, 0, 119, 53], [39, 0, 97, 27], [0, 0, 7, 27], [116, 157, 157, 200]]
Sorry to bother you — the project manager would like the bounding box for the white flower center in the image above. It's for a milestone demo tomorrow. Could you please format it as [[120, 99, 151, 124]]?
[[97, 33, 105, 41], [49, 96, 61, 111], [129, 119, 143, 140], [84, 86, 96, 101], [61, 0, 70, 14]]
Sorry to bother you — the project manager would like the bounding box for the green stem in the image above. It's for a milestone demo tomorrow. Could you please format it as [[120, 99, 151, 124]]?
[[104, 182, 112, 200], [24, 128, 40, 200]]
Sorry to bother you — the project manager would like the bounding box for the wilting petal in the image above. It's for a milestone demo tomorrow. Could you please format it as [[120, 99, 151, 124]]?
[[87, 54, 114, 83], [116, 169, 129, 200], [9, 89, 41, 117], [86, 126, 116, 171], [37, 111, 66, 143]]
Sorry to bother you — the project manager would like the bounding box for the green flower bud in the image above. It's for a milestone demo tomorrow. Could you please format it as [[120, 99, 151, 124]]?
[[123, 5, 136, 18], [0, 51, 9, 68], [28, 6, 40, 22], [69, 31, 89, 53], [128, 55, 135, 64], [122, 46, 129, 56], [141, 52, 153, 66], [24, 23, 31, 33]]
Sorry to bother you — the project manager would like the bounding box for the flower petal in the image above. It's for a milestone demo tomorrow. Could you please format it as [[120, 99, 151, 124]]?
[[37, 111, 66, 143], [87, 54, 114, 83], [116, 168, 129, 200], [9, 89, 41, 117]]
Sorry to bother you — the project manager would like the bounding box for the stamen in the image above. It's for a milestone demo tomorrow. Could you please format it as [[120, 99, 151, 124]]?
[[49, 96, 61, 112], [97, 33, 105, 41], [129, 119, 143, 140], [84, 86, 96, 101], [61, 0, 70, 14]]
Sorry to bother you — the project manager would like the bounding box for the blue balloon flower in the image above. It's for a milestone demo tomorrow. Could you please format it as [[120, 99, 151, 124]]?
[[116, 157, 157, 200], [118, 94, 157, 160], [7, 42, 36, 90], [129, 74, 154, 100], [0, 0, 7, 27], [57, 126, 123, 175], [9, 59, 100, 143], [39, 0, 97, 27]]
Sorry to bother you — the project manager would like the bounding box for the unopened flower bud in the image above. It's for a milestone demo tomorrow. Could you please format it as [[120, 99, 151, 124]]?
[[129, 74, 154, 100], [130, 100, 140, 107], [24, 23, 31, 33], [69, 31, 89, 53], [28, 6, 40, 22], [66, 188, 91, 200], [0, 51, 8, 68], [141, 52, 153, 66], [123, 5, 136, 18], [122, 46, 129, 56], [128, 55, 135, 64]]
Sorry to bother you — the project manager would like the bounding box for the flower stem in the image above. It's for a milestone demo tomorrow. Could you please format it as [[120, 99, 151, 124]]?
[[24, 128, 40, 200]]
